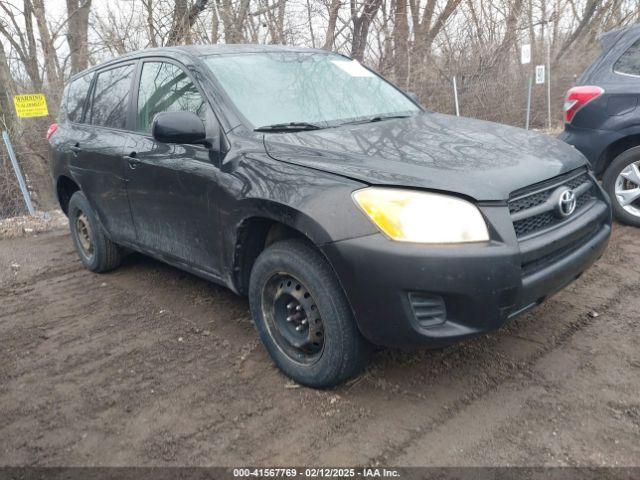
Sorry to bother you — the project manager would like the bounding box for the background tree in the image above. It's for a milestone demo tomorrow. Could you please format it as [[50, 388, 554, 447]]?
[[1, 0, 639, 215], [66, 0, 92, 74]]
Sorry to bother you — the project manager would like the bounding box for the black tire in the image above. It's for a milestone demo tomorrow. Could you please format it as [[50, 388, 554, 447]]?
[[68, 191, 122, 272], [603, 146, 640, 227], [249, 239, 370, 388]]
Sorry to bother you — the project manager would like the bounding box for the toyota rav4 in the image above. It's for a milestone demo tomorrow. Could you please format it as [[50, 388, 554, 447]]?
[[49, 45, 612, 388]]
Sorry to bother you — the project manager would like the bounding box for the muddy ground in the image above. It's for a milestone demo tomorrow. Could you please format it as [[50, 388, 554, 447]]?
[[0, 223, 638, 467]]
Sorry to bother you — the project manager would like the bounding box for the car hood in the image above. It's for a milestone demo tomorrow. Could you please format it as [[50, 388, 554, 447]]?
[[263, 112, 587, 201]]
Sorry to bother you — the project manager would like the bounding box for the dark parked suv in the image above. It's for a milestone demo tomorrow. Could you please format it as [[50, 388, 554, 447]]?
[[561, 24, 640, 226], [49, 45, 611, 388]]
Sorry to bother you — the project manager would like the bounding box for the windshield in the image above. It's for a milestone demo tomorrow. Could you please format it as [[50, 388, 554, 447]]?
[[203, 52, 420, 128]]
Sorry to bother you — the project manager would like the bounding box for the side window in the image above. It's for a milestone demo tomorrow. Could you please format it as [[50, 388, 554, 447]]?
[[88, 64, 135, 129], [64, 73, 93, 123], [137, 61, 207, 133], [614, 38, 640, 76]]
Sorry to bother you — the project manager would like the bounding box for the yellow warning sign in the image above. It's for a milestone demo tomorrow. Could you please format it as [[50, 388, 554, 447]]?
[[13, 94, 49, 118]]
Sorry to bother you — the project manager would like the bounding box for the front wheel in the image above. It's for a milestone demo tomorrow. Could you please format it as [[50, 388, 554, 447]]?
[[249, 239, 370, 388], [603, 147, 640, 227]]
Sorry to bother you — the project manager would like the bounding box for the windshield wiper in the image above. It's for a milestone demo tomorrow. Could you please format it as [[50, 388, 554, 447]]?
[[255, 122, 323, 132], [339, 114, 412, 126]]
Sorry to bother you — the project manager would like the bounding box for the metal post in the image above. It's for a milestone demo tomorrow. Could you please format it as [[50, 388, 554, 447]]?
[[525, 75, 533, 130], [547, 35, 552, 129], [453, 76, 460, 117], [2, 130, 35, 215]]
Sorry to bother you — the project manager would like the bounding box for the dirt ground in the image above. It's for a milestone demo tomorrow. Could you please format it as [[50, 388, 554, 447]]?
[[0, 222, 638, 467]]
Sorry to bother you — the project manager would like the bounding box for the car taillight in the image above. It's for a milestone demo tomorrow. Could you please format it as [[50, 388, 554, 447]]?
[[564, 86, 604, 124], [46, 123, 58, 141]]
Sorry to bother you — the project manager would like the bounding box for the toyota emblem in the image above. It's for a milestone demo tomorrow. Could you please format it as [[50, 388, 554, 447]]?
[[557, 188, 577, 217]]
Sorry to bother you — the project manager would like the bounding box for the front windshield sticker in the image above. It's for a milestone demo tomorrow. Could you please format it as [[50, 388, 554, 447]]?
[[330, 60, 374, 78]]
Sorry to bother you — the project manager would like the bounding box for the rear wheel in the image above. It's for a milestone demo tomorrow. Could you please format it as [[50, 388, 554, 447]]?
[[603, 146, 640, 227], [249, 239, 370, 388], [68, 191, 122, 272]]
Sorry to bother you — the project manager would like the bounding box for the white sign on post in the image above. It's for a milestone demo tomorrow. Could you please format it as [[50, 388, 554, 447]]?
[[521, 44, 531, 64], [535, 65, 546, 84]]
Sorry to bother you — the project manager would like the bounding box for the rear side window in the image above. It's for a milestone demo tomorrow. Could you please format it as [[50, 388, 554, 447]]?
[[88, 64, 135, 129], [136, 61, 207, 133], [64, 73, 93, 123], [614, 38, 640, 76]]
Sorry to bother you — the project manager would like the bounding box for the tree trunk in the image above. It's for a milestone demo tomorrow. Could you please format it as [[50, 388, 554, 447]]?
[[277, 0, 287, 43], [144, 0, 158, 47], [0, 41, 15, 130], [322, 0, 342, 50], [66, 0, 92, 75], [491, 0, 523, 66], [393, 0, 409, 88], [554, 0, 600, 63], [168, 0, 190, 44], [167, 0, 209, 45], [219, 0, 249, 44], [30, 0, 62, 112], [22, 0, 42, 89], [350, 0, 383, 62]]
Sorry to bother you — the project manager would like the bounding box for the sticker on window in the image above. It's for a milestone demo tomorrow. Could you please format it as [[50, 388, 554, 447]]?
[[331, 60, 374, 77]]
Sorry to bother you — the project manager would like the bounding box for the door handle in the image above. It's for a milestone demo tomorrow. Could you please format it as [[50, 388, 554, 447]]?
[[70, 143, 81, 155], [124, 152, 138, 169]]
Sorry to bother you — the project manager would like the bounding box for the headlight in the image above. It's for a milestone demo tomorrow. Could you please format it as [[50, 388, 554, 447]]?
[[352, 187, 490, 243]]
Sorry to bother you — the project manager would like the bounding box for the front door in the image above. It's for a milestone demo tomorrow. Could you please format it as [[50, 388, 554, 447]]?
[[124, 60, 224, 273]]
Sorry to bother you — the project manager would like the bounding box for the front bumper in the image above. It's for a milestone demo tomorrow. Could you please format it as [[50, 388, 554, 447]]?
[[321, 197, 611, 348]]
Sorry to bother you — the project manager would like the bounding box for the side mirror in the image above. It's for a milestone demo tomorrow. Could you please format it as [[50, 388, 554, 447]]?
[[152, 111, 207, 145], [406, 91, 420, 104]]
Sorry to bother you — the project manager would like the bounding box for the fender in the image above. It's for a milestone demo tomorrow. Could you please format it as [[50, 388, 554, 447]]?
[[594, 124, 640, 174]]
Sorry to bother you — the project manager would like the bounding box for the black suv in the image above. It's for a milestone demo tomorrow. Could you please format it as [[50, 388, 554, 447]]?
[[49, 45, 611, 388], [561, 24, 640, 226]]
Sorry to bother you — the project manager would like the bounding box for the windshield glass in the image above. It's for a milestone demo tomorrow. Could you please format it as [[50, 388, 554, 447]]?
[[203, 52, 420, 128]]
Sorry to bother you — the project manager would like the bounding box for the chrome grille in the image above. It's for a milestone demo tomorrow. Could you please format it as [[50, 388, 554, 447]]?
[[509, 170, 597, 238]]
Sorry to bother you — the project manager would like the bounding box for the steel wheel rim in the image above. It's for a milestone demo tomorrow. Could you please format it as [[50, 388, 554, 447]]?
[[261, 273, 325, 365], [75, 212, 94, 256], [615, 161, 640, 217]]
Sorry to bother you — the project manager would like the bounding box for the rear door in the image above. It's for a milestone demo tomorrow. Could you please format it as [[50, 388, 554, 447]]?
[[608, 32, 640, 111], [70, 62, 137, 242], [123, 59, 225, 272], [54, 72, 93, 191]]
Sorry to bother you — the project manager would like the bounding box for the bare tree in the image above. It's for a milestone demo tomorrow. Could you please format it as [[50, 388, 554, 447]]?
[[31, 0, 63, 106], [393, 0, 409, 88], [350, 0, 383, 61], [142, 0, 159, 47], [555, 0, 601, 63], [167, 0, 209, 45], [66, 0, 92, 74], [217, 0, 252, 43], [322, 0, 342, 50], [0, 40, 15, 128], [0, 1, 42, 89]]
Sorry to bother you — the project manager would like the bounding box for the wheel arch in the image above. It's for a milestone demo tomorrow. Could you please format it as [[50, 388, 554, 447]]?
[[232, 221, 330, 295], [597, 133, 640, 177], [56, 175, 81, 215], [230, 204, 332, 295]]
